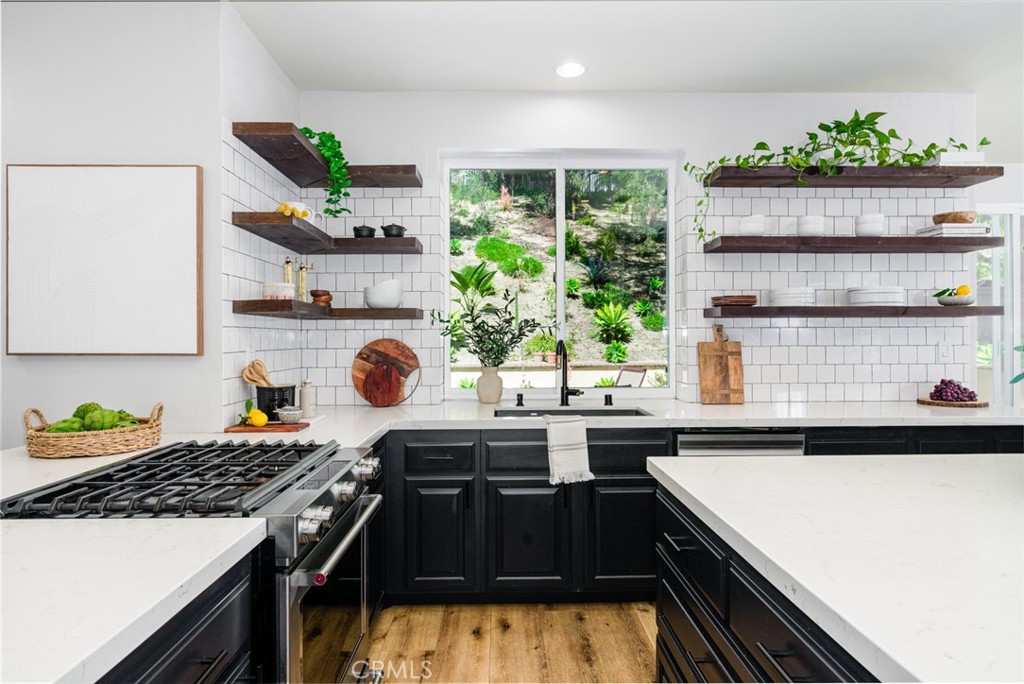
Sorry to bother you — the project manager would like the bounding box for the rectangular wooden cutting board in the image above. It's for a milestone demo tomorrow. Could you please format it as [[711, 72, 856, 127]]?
[[224, 422, 310, 433], [697, 324, 744, 404]]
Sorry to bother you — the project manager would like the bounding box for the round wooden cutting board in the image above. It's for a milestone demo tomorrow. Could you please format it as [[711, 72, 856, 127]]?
[[352, 338, 421, 407], [917, 397, 989, 408]]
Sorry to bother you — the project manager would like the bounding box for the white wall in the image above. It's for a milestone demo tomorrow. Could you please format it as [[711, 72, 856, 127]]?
[[299, 91, 984, 401], [1, 2, 223, 447]]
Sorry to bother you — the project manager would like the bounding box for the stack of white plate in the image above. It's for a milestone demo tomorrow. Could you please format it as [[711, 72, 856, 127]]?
[[847, 286, 905, 306], [768, 288, 815, 306]]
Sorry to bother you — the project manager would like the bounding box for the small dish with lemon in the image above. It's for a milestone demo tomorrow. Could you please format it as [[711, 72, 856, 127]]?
[[933, 284, 975, 306]]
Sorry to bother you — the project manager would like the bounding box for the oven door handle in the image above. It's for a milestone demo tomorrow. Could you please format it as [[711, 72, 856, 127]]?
[[290, 494, 383, 588]]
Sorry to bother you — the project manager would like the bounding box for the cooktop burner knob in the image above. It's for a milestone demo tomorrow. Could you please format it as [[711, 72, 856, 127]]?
[[298, 517, 323, 544], [352, 456, 381, 482], [302, 505, 335, 523], [330, 481, 358, 502]]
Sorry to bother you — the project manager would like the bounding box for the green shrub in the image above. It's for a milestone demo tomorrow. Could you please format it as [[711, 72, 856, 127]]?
[[524, 332, 557, 355], [449, 238, 463, 256], [641, 311, 666, 331], [565, 278, 580, 299], [593, 302, 633, 343], [651, 371, 668, 388], [566, 227, 586, 258], [498, 256, 543, 278], [458, 377, 477, 389], [581, 255, 610, 287], [594, 230, 618, 262], [594, 376, 616, 387], [475, 236, 525, 263], [472, 211, 494, 234], [499, 228, 511, 239], [545, 245, 556, 257], [648, 276, 665, 296], [634, 299, 653, 316], [582, 284, 630, 310], [604, 341, 628, 363], [576, 215, 596, 227]]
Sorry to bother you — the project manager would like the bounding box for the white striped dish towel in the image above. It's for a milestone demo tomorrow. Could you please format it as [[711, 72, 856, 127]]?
[[545, 414, 594, 485]]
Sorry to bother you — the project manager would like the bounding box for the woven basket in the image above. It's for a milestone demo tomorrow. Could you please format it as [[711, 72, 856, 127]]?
[[24, 403, 163, 459]]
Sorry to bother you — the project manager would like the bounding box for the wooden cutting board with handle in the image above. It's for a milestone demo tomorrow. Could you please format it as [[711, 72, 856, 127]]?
[[352, 338, 421, 407], [697, 324, 744, 404]]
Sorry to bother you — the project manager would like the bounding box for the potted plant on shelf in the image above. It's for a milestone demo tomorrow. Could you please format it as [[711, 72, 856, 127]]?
[[300, 127, 352, 217], [433, 263, 544, 404], [683, 110, 991, 243]]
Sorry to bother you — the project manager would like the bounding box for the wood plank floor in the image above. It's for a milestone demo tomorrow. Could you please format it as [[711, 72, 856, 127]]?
[[358, 602, 656, 684]]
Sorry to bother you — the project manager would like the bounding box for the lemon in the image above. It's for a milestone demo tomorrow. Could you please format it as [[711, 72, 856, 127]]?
[[276, 203, 288, 214], [247, 410, 268, 427], [955, 284, 971, 296]]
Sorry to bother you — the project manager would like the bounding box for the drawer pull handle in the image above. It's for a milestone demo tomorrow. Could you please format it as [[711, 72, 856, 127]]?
[[194, 649, 228, 684], [756, 642, 813, 683], [663, 533, 698, 552], [424, 454, 455, 460]]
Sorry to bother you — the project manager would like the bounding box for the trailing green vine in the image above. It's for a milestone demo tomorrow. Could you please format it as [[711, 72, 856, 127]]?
[[300, 127, 353, 217], [683, 110, 991, 243]]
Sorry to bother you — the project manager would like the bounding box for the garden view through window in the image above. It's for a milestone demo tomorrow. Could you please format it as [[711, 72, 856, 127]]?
[[448, 166, 670, 392]]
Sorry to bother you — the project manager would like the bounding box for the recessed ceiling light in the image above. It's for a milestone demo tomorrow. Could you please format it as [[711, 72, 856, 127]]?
[[556, 62, 585, 79]]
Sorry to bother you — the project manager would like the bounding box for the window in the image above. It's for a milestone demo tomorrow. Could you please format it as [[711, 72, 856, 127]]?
[[445, 157, 673, 395], [976, 206, 1023, 407]]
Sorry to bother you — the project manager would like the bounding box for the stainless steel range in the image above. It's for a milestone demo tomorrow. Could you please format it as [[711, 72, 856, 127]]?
[[0, 439, 385, 684]]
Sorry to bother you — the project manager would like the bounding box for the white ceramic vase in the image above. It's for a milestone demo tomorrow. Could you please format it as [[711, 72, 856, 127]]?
[[476, 367, 503, 404]]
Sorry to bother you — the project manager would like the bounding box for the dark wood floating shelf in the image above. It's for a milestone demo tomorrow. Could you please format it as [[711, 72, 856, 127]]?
[[232, 213, 422, 254], [232, 122, 422, 189], [707, 165, 1003, 188], [704, 305, 1004, 318], [232, 300, 424, 321], [703, 235, 1004, 254]]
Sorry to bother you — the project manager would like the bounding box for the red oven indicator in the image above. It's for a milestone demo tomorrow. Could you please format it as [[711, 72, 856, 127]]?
[[314, 573, 327, 585]]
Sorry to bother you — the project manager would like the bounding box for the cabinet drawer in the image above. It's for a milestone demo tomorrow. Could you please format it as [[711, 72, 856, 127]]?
[[405, 441, 475, 471], [729, 566, 845, 683], [658, 580, 734, 683], [657, 491, 727, 616], [656, 635, 686, 683], [482, 430, 548, 471]]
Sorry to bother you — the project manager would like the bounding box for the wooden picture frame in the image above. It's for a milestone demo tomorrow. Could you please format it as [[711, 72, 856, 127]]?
[[6, 164, 203, 355]]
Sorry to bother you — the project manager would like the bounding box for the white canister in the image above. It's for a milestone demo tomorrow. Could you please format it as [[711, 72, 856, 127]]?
[[796, 216, 825, 236], [300, 378, 317, 419], [738, 215, 766, 236]]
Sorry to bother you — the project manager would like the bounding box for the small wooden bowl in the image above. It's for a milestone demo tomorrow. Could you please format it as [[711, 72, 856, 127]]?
[[310, 290, 331, 298], [933, 210, 977, 225]]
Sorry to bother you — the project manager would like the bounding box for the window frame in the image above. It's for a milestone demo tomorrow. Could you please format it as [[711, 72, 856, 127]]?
[[440, 151, 678, 401]]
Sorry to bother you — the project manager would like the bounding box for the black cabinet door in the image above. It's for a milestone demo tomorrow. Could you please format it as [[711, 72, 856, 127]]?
[[403, 476, 476, 591], [485, 476, 572, 590], [583, 476, 658, 591]]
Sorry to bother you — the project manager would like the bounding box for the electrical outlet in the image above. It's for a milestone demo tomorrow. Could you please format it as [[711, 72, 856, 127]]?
[[937, 345, 953, 363]]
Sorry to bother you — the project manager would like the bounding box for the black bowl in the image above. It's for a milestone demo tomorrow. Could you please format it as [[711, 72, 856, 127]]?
[[353, 225, 376, 238], [381, 223, 406, 238]]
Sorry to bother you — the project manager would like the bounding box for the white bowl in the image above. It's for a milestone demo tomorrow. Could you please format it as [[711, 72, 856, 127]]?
[[364, 279, 403, 308], [275, 406, 303, 424], [856, 213, 885, 224], [262, 282, 295, 300], [937, 295, 976, 306], [738, 222, 765, 236], [854, 222, 885, 237]]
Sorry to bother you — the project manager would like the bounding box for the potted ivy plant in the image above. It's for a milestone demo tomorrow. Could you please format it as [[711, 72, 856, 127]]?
[[432, 263, 544, 403], [300, 127, 353, 217]]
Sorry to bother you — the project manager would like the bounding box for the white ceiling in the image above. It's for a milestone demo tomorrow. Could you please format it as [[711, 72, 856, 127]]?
[[233, 0, 1024, 160]]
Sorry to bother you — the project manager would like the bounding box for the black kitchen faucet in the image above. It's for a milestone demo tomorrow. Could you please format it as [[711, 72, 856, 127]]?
[[556, 339, 583, 406]]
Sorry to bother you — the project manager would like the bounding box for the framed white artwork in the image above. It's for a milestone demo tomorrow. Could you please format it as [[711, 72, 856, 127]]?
[[6, 164, 203, 355]]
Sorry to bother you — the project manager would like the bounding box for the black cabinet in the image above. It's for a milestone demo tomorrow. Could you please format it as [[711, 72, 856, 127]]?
[[388, 428, 670, 601], [386, 430, 479, 596], [99, 554, 256, 684], [656, 487, 877, 683], [485, 476, 572, 590], [583, 476, 658, 591], [804, 425, 1022, 455]]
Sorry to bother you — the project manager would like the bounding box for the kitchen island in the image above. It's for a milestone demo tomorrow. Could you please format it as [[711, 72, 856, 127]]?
[[647, 453, 1024, 682]]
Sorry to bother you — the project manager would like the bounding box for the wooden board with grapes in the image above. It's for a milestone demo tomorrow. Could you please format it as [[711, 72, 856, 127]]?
[[917, 378, 988, 408]]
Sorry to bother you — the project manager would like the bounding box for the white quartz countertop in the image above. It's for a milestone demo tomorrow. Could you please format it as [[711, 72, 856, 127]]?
[[1, 518, 266, 684], [647, 453, 1024, 682]]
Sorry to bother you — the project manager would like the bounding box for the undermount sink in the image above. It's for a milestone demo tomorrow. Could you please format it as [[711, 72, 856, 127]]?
[[493, 406, 653, 417]]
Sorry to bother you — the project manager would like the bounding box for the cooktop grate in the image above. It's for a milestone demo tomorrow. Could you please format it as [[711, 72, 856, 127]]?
[[1, 440, 337, 518]]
